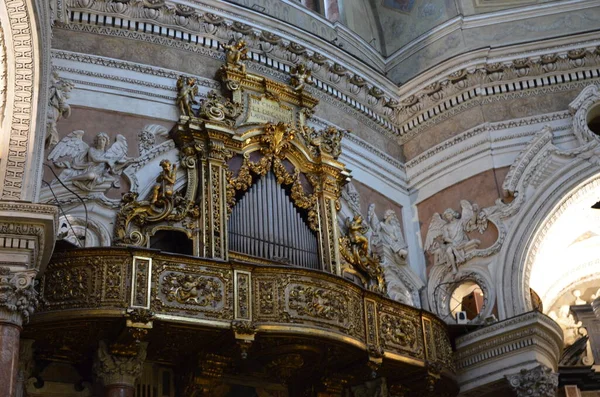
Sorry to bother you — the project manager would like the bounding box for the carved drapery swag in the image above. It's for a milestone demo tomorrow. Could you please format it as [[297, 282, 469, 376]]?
[[113, 40, 384, 292]]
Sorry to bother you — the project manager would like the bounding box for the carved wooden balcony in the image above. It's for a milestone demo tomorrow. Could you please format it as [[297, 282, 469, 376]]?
[[26, 247, 457, 394]]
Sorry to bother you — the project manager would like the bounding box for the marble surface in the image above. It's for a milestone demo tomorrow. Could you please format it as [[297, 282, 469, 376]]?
[[0, 324, 21, 397]]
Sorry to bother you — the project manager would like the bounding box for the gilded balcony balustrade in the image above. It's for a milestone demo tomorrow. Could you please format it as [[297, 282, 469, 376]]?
[[26, 247, 457, 394]]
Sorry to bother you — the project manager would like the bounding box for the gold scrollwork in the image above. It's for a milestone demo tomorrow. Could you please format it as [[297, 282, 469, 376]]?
[[288, 285, 346, 323], [199, 91, 242, 127], [162, 272, 223, 306], [380, 314, 417, 349], [114, 159, 199, 247]]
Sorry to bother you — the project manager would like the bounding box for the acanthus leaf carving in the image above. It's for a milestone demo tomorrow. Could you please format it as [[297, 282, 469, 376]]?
[[94, 340, 147, 387], [505, 365, 558, 397], [0, 267, 38, 325]]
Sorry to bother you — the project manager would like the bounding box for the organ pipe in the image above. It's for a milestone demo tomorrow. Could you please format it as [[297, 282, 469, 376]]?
[[228, 172, 319, 269]]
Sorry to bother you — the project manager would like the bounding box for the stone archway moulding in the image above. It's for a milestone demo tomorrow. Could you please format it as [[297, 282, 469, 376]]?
[[0, 0, 51, 201], [497, 162, 600, 319]]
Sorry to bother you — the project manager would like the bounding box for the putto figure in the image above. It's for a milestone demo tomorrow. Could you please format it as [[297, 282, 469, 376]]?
[[151, 159, 177, 204], [46, 71, 74, 148], [424, 200, 488, 273], [340, 214, 386, 294], [289, 63, 312, 92], [48, 130, 132, 192], [176, 76, 198, 117], [222, 40, 248, 74]]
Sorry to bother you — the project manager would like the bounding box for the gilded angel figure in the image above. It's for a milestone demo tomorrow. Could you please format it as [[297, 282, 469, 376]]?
[[48, 130, 132, 192], [424, 200, 487, 273], [176, 76, 198, 117], [290, 63, 312, 92], [222, 40, 248, 74]]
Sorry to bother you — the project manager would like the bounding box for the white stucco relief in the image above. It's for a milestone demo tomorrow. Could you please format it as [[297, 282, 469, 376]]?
[[339, 182, 423, 307]]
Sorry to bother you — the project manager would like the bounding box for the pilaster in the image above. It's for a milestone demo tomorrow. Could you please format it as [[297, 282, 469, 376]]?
[[0, 202, 57, 397]]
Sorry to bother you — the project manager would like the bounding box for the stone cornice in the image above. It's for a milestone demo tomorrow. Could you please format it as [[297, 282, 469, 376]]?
[[455, 312, 563, 394], [56, 0, 600, 150], [0, 201, 58, 272]]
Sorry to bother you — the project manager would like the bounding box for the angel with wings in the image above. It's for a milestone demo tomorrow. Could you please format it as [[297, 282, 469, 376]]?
[[424, 200, 487, 273], [48, 130, 132, 192]]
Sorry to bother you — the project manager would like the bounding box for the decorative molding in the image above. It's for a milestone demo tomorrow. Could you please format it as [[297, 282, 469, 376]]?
[[55, 0, 600, 149], [455, 312, 563, 395], [1, 0, 38, 200], [0, 201, 59, 272]]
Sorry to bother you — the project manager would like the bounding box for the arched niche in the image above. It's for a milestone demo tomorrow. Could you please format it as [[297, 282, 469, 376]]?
[[497, 164, 600, 319]]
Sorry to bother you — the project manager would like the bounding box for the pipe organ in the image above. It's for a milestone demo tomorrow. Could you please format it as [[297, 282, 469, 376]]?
[[228, 172, 320, 269], [115, 40, 384, 293]]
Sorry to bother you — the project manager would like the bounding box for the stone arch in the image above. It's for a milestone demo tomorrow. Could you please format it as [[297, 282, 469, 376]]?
[[496, 160, 600, 319], [0, 0, 51, 201]]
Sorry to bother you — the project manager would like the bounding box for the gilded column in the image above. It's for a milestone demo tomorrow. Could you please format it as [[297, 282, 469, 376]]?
[[201, 138, 229, 260], [94, 341, 147, 397], [316, 173, 343, 275], [505, 365, 558, 397]]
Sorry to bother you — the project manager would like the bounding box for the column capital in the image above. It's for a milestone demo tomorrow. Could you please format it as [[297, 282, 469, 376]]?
[[505, 365, 559, 397], [94, 340, 147, 388], [0, 267, 37, 327]]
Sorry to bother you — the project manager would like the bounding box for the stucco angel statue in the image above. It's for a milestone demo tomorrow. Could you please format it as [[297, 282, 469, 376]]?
[[424, 200, 488, 273], [368, 204, 408, 261], [48, 130, 133, 192], [46, 71, 74, 148]]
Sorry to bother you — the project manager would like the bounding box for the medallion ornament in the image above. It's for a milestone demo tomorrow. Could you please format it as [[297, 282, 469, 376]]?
[[288, 285, 346, 323]]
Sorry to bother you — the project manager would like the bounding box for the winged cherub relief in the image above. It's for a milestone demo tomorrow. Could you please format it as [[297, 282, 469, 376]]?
[[48, 130, 133, 192], [424, 200, 489, 273]]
